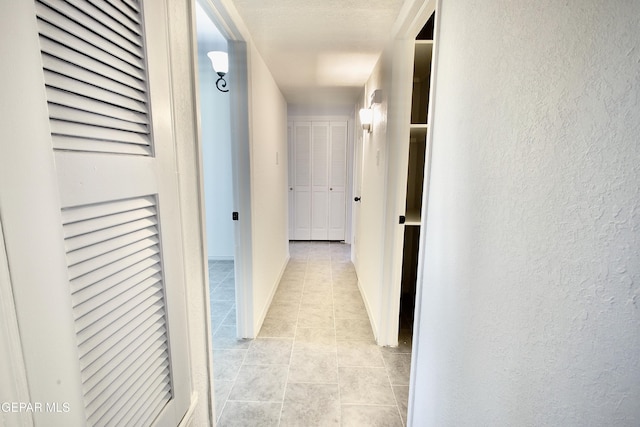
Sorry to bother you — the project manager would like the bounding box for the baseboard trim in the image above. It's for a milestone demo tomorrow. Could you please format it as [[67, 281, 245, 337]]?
[[254, 254, 290, 334]]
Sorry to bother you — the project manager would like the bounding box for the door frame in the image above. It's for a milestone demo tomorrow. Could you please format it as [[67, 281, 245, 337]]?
[[195, 0, 254, 338], [388, 1, 440, 426]]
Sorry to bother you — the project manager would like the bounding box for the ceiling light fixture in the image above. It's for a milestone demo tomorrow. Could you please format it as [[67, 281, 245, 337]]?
[[207, 51, 229, 92]]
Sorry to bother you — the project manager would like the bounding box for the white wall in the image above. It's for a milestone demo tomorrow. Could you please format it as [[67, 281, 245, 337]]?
[[353, 40, 414, 344], [353, 49, 392, 339], [248, 44, 290, 331], [195, 7, 235, 260], [411, 0, 640, 425]]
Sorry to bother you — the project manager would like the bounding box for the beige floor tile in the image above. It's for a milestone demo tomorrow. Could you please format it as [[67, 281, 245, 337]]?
[[393, 385, 410, 425], [338, 367, 396, 405], [218, 401, 281, 427], [337, 340, 384, 367], [294, 327, 337, 353], [382, 353, 412, 385], [244, 338, 293, 365], [280, 383, 340, 426], [341, 404, 403, 427], [288, 349, 338, 383], [228, 365, 288, 401]]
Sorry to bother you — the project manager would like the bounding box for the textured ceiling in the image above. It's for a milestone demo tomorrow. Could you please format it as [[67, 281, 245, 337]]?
[[230, 0, 406, 106]]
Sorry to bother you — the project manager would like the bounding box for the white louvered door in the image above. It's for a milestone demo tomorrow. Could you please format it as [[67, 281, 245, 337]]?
[[311, 122, 330, 240], [1, 1, 188, 426], [289, 120, 347, 241], [328, 122, 347, 240], [293, 122, 312, 240]]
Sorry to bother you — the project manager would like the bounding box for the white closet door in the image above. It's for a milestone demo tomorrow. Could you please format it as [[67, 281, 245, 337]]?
[[0, 1, 189, 426], [328, 121, 347, 240], [311, 122, 330, 240], [293, 122, 312, 240]]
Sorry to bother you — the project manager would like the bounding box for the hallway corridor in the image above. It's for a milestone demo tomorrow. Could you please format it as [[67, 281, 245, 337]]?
[[209, 242, 412, 426]]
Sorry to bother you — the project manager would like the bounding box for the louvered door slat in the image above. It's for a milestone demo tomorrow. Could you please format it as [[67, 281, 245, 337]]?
[[61, 196, 172, 426], [37, 0, 152, 156], [71, 255, 160, 302], [79, 303, 164, 369], [101, 364, 170, 427], [37, 6, 143, 72], [38, 29, 144, 82], [85, 340, 167, 407], [73, 265, 161, 319], [65, 217, 157, 252], [62, 195, 155, 224], [75, 276, 162, 338], [38, 0, 143, 60], [64, 205, 156, 238], [82, 312, 165, 402], [40, 38, 145, 91], [64, 0, 142, 47], [67, 227, 156, 266], [43, 55, 147, 102], [86, 343, 169, 424], [76, 281, 162, 346], [48, 105, 149, 134], [125, 380, 171, 427], [120, 0, 140, 14], [88, 0, 140, 33], [81, 319, 165, 389], [82, 318, 166, 384], [88, 348, 170, 426], [45, 72, 147, 112], [71, 250, 160, 294], [46, 88, 148, 124], [67, 238, 159, 280]]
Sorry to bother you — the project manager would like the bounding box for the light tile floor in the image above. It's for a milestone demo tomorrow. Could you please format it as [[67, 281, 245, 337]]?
[[209, 241, 412, 427]]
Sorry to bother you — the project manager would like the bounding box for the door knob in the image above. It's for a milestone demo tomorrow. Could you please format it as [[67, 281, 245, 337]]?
[[354, 197, 361, 202]]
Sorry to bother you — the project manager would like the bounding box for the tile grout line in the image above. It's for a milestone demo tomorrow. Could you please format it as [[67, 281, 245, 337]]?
[[331, 242, 344, 424], [277, 246, 308, 426], [381, 344, 405, 426]]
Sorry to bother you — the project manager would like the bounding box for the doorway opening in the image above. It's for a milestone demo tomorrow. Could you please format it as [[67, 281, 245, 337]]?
[[194, 2, 240, 408], [398, 12, 435, 345]]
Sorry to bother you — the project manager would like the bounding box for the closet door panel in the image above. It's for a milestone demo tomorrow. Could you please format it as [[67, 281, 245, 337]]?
[[311, 122, 329, 240], [289, 119, 348, 241], [293, 122, 311, 240], [328, 122, 347, 240]]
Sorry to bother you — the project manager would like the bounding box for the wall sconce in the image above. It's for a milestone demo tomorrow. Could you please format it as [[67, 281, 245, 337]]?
[[207, 51, 229, 92], [359, 108, 373, 132], [359, 90, 381, 133]]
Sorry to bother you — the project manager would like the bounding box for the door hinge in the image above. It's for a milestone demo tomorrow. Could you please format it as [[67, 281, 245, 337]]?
[[399, 215, 406, 224], [232, 212, 239, 221]]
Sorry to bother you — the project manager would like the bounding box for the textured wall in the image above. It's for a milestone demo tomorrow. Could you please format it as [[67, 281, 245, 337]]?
[[412, 0, 640, 425]]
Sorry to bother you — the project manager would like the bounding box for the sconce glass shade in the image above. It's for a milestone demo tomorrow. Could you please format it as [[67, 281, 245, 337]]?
[[359, 108, 373, 132], [207, 51, 229, 75]]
